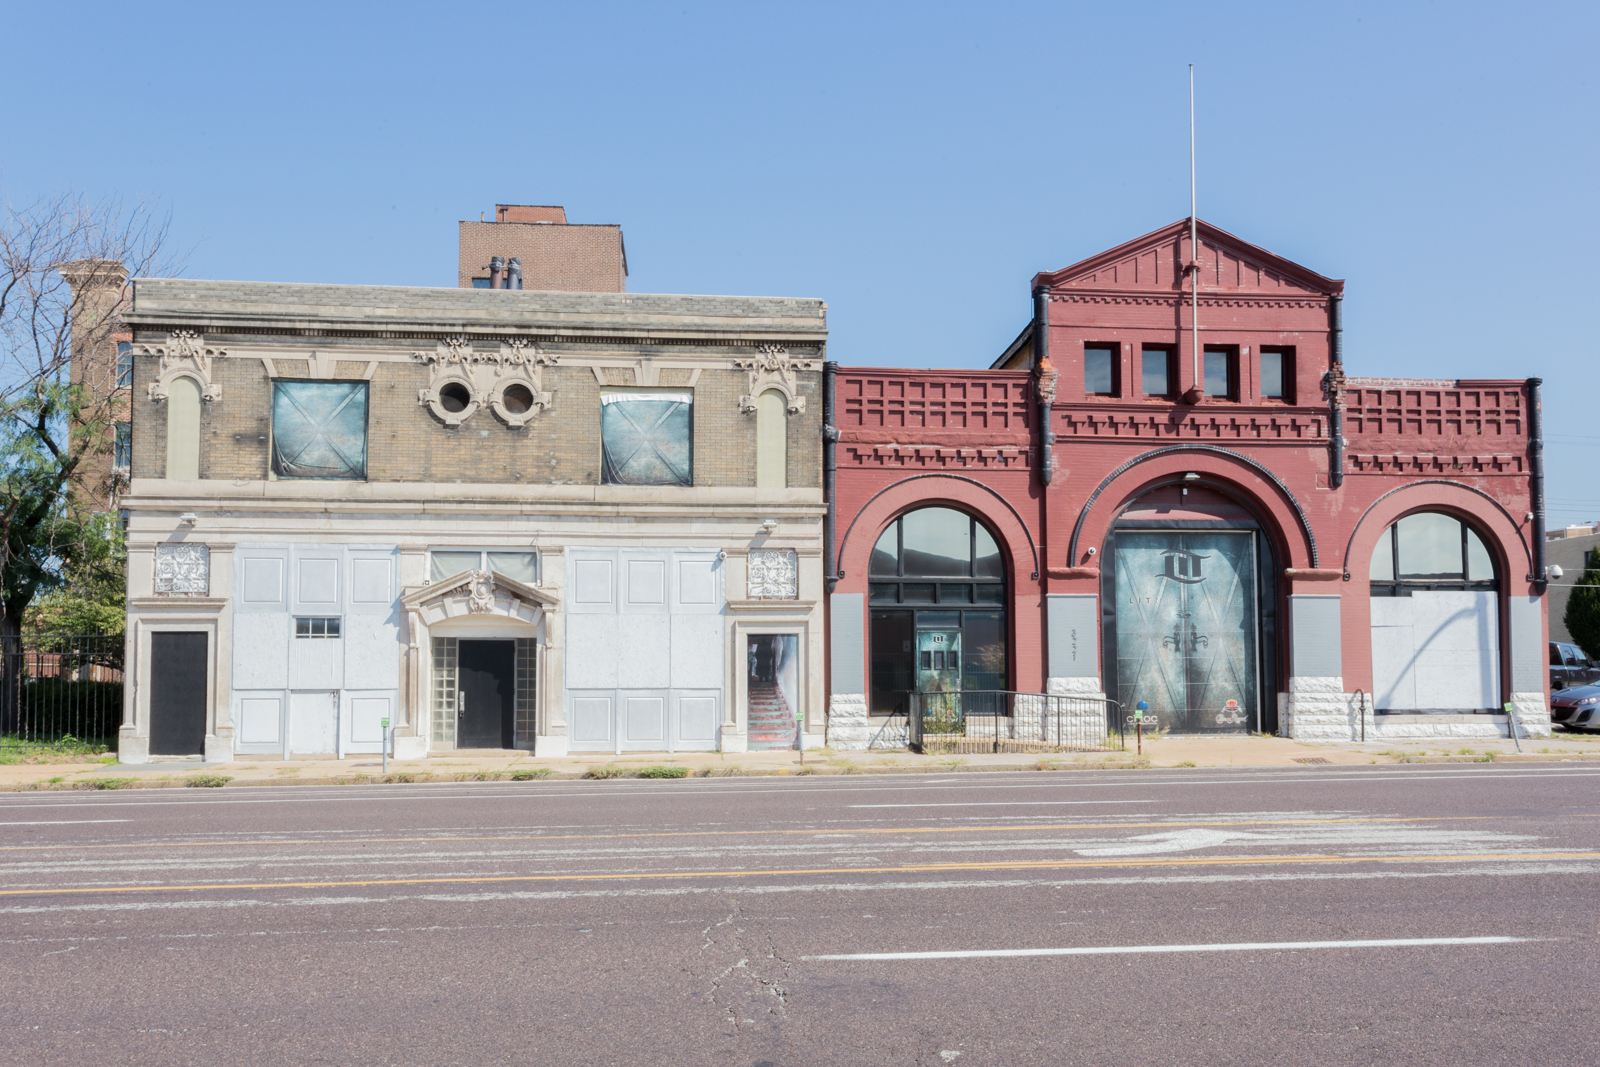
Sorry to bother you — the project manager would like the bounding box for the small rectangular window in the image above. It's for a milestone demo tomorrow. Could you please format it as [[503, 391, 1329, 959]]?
[[429, 550, 540, 583], [1141, 346, 1173, 396], [1259, 347, 1293, 400], [600, 389, 692, 486], [1204, 346, 1236, 399], [113, 422, 132, 468], [295, 616, 341, 638], [486, 552, 538, 584], [116, 342, 134, 388], [471, 278, 492, 289], [272, 380, 368, 480], [1084, 345, 1116, 396]]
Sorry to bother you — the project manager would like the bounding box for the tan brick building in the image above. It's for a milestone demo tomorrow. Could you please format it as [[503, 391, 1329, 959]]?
[[116, 280, 827, 763], [457, 204, 627, 292]]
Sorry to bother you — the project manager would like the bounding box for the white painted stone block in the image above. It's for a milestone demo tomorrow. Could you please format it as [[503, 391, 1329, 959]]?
[[394, 735, 429, 760], [826, 693, 873, 750]]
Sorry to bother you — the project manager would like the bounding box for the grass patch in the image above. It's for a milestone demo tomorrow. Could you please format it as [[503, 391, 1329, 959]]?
[[795, 766, 816, 775], [636, 765, 689, 779], [510, 768, 552, 781], [382, 772, 418, 784], [582, 764, 629, 780], [1176, 760, 1197, 767], [453, 771, 502, 782], [184, 774, 232, 788], [0, 736, 115, 765], [81, 777, 138, 790], [1474, 752, 1497, 762]]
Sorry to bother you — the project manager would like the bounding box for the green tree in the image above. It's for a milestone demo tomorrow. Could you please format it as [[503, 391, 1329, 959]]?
[[1565, 546, 1600, 661]]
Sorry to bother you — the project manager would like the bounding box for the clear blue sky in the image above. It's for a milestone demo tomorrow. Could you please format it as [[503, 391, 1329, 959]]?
[[3, 1, 1595, 521]]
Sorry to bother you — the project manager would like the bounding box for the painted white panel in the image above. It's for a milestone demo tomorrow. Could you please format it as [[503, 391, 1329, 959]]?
[[678, 559, 717, 606], [299, 558, 338, 604], [290, 691, 337, 754], [617, 615, 671, 687], [670, 614, 724, 688], [344, 613, 399, 690], [627, 558, 668, 608], [570, 695, 613, 743], [349, 696, 388, 745], [565, 615, 620, 688], [1410, 591, 1500, 652], [233, 613, 289, 689], [677, 695, 718, 743], [1371, 593, 1498, 711], [1371, 620, 1416, 710], [351, 558, 392, 605], [624, 695, 666, 742], [289, 634, 342, 690], [237, 696, 283, 746], [242, 558, 285, 605], [571, 558, 615, 608]]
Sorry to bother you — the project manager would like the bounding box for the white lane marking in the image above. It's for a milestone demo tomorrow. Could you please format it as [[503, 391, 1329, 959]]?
[[0, 820, 130, 826], [1075, 828, 1262, 856], [802, 936, 1530, 961], [850, 801, 1156, 808]]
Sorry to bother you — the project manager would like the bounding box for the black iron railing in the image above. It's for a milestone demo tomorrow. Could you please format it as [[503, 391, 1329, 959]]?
[[907, 690, 1124, 754], [1, 635, 125, 744]]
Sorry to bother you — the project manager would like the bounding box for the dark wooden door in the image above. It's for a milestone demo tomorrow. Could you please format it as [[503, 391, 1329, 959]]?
[[458, 640, 514, 749], [149, 632, 207, 756]]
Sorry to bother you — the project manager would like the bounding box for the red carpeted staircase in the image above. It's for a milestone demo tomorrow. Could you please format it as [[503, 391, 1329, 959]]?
[[747, 681, 797, 750]]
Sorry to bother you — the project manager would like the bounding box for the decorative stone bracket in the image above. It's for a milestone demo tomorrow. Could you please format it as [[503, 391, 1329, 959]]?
[[735, 345, 820, 415], [141, 330, 224, 402], [413, 337, 556, 428], [401, 566, 558, 627]]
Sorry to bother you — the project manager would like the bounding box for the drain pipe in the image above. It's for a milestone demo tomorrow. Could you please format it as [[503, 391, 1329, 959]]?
[[1033, 287, 1054, 487], [824, 360, 840, 590], [1529, 376, 1546, 589], [1328, 295, 1345, 489]]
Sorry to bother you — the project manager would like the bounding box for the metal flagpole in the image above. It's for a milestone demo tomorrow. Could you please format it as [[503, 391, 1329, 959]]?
[[1190, 64, 1200, 396]]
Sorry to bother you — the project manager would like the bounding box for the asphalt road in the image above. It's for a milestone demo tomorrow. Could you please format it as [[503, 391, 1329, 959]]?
[[1, 765, 1597, 1066]]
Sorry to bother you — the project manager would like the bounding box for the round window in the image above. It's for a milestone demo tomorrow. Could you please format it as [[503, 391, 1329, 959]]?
[[501, 383, 535, 415], [439, 382, 472, 414]]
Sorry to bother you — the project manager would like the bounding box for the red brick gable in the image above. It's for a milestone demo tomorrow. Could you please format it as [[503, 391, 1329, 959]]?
[[1033, 218, 1344, 297]]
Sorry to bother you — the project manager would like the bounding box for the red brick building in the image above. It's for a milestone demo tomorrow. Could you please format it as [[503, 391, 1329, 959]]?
[[824, 219, 1549, 746]]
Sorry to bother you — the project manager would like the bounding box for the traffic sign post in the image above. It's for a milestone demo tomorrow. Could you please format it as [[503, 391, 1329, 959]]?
[[1124, 701, 1159, 756], [1503, 702, 1521, 753], [381, 718, 391, 773]]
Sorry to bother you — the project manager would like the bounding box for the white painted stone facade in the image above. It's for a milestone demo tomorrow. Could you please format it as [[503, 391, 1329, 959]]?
[[1284, 676, 1552, 741]]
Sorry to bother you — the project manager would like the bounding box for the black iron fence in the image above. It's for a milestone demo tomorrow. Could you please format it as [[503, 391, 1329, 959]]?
[[1, 635, 125, 743], [908, 690, 1124, 754]]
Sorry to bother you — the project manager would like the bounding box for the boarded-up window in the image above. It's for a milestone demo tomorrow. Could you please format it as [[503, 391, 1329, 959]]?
[[272, 381, 368, 480], [600, 389, 692, 486]]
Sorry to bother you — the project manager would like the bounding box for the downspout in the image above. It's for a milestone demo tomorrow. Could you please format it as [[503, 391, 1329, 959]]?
[[1327, 294, 1345, 489], [1033, 287, 1054, 486], [1528, 376, 1546, 589], [824, 361, 840, 590]]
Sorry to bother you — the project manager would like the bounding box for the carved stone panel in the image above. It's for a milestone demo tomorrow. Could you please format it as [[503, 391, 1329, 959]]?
[[414, 337, 556, 428], [736, 345, 820, 414], [747, 548, 799, 600], [142, 330, 224, 402], [154, 543, 210, 596]]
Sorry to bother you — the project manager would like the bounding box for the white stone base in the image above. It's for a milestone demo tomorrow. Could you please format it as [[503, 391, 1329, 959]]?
[[1041, 677, 1111, 745], [1286, 678, 1554, 741], [1510, 691, 1554, 739], [799, 729, 825, 751], [530, 734, 565, 758], [826, 693, 874, 750], [117, 729, 149, 765], [1284, 676, 1355, 742], [394, 735, 429, 760], [203, 732, 234, 763], [720, 733, 749, 754]]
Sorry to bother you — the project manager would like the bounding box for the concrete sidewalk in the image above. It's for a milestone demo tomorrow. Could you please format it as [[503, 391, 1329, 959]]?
[[4, 731, 1599, 790]]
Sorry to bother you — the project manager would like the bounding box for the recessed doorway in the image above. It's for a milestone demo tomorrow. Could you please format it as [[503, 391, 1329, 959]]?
[[457, 640, 514, 749]]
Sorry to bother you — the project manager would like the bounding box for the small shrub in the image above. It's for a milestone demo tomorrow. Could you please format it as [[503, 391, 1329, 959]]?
[[795, 766, 816, 775], [382, 772, 417, 784], [83, 777, 137, 790], [510, 768, 552, 781], [582, 765, 628, 780], [637, 766, 689, 779], [454, 771, 501, 782], [1176, 760, 1196, 767], [1475, 753, 1497, 762], [184, 774, 232, 788]]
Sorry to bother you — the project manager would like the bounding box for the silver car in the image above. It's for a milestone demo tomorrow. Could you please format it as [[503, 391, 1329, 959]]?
[[1550, 683, 1600, 730]]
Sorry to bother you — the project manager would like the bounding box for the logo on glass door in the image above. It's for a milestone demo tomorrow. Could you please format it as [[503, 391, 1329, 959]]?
[[1160, 549, 1209, 584]]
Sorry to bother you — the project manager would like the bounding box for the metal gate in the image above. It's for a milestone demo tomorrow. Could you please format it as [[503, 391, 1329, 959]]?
[[0, 635, 125, 743], [908, 690, 1123, 754]]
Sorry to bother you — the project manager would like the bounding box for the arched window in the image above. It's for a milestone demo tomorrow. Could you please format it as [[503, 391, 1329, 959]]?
[[1369, 511, 1497, 595], [867, 507, 1007, 713], [165, 376, 201, 480], [1369, 512, 1501, 713], [755, 389, 786, 488]]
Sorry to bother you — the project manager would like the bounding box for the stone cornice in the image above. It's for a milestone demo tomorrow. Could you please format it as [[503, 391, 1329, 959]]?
[[1049, 290, 1329, 310]]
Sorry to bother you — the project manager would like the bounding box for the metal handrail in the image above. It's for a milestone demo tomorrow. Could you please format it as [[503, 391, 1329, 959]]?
[[906, 689, 1125, 754]]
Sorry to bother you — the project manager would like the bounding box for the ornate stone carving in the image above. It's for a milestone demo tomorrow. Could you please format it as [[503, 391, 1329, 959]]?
[[413, 337, 556, 427], [154, 543, 209, 595], [747, 548, 799, 600], [736, 345, 820, 415], [142, 330, 224, 402], [466, 569, 496, 613]]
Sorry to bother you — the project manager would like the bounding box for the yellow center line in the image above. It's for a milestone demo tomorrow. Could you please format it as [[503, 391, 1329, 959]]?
[[3, 850, 1598, 898], [0, 815, 1519, 854]]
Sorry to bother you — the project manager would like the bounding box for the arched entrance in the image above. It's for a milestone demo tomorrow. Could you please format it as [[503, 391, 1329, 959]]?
[[1099, 483, 1281, 733], [867, 507, 1009, 717]]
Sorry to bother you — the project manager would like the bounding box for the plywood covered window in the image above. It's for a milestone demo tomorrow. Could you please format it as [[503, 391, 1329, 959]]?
[[600, 388, 692, 486], [271, 380, 368, 480], [755, 389, 786, 488]]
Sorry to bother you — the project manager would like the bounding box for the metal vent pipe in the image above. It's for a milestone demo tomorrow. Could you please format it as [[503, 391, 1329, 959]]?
[[506, 258, 523, 290]]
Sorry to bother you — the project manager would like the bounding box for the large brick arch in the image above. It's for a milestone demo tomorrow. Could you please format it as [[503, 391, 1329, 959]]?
[[836, 474, 1039, 586], [1065, 446, 1319, 572]]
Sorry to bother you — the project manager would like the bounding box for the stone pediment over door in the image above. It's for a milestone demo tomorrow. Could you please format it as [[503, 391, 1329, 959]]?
[[401, 569, 559, 627], [1035, 218, 1344, 299]]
